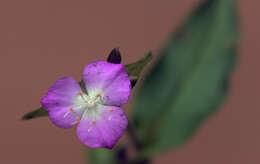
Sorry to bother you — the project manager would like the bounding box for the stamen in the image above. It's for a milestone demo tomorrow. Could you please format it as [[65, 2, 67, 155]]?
[[71, 118, 81, 125], [78, 92, 83, 96], [78, 92, 87, 102], [88, 121, 96, 132], [90, 93, 102, 105], [64, 107, 73, 118], [108, 109, 113, 120]]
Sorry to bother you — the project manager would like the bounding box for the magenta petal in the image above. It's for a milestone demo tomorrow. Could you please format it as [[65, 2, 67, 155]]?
[[41, 77, 82, 128], [48, 109, 80, 129], [83, 61, 131, 106], [76, 106, 128, 149]]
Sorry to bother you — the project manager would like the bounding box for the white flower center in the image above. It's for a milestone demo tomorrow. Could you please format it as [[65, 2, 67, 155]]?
[[64, 91, 103, 124], [83, 93, 100, 108]]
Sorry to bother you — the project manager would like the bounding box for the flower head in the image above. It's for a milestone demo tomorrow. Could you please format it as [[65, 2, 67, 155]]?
[[41, 61, 131, 149]]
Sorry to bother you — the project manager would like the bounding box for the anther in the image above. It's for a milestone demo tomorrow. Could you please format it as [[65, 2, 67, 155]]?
[[64, 107, 73, 118], [92, 121, 96, 125], [109, 109, 113, 112], [77, 118, 81, 123], [97, 93, 102, 97], [78, 92, 83, 96]]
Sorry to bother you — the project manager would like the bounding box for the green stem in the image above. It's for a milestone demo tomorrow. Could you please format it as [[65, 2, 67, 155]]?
[[124, 121, 150, 164], [127, 121, 143, 150]]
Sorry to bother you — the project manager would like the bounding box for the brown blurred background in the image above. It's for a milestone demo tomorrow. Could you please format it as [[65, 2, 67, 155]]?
[[0, 0, 259, 163]]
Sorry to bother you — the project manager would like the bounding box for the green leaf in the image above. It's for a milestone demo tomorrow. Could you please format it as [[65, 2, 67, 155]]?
[[132, 0, 238, 156], [22, 52, 152, 120], [22, 107, 48, 120], [126, 51, 152, 88]]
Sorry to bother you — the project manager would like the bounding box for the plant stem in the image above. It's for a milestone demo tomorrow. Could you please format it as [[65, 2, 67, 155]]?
[[125, 121, 150, 164], [127, 121, 142, 150]]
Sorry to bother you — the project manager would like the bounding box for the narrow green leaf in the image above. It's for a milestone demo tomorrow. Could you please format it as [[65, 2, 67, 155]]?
[[22, 52, 152, 120], [125, 51, 152, 77], [132, 0, 238, 156], [125, 51, 152, 88], [22, 107, 48, 120]]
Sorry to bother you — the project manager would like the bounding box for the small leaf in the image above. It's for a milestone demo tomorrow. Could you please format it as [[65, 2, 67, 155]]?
[[22, 107, 48, 120], [107, 47, 122, 64], [22, 52, 152, 120], [125, 51, 152, 88], [132, 0, 238, 156]]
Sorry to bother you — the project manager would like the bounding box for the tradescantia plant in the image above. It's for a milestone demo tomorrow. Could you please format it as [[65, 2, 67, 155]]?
[[22, 0, 239, 163]]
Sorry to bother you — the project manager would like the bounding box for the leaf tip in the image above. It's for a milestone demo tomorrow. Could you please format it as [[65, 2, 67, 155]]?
[[21, 107, 48, 121], [145, 51, 153, 59], [21, 112, 33, 120]]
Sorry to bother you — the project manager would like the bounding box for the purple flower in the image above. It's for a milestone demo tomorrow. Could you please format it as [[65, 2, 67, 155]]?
[[41, 61, 131, 149]]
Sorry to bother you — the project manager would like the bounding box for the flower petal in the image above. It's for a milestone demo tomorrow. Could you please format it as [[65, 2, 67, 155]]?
[[41, 77, 82, 128], [76, 106, 128, 149], [83, 61, 131, 106]]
